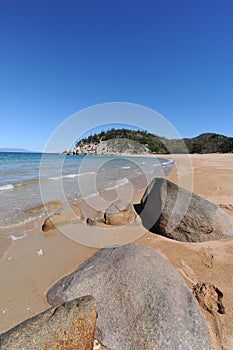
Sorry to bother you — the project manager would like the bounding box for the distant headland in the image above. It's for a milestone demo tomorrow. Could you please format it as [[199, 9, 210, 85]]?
[[64, 128, 233, 155]]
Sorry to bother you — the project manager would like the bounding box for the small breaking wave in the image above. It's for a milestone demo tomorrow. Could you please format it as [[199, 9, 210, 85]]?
[[0, 184, 14, 191], [105, 178, 130, 190], [85, 192, 99, 199], [49, 172, 96, 181], [10, 233, 27, 241], [0, 215, 42, 230]]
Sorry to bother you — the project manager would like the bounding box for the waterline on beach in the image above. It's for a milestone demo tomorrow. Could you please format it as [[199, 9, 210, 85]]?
[[0, 152, 173, 239]]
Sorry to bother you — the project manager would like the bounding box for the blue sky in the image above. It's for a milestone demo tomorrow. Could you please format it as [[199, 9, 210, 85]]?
[[0, 0, 233, 151]]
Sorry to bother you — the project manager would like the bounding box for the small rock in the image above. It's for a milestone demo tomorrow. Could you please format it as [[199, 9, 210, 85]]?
[[87, 211, 105, 226], [104, 199, 138, 226], [42, 204, 84, 232]]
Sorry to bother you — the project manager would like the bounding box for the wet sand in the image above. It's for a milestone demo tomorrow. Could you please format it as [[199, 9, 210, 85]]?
[[0, 153, 233, 348]]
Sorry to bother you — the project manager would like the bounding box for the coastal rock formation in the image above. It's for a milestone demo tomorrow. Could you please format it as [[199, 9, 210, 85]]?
[[64, 139, 150, 156], [0, 296, 97, 350], [86, 199, 140, 226], [140, 178, 233, 242], [47, 244, 210, 350], [42, 204, 84, 232], [24, 200, 62, 213], [104, 199, 138, 226]]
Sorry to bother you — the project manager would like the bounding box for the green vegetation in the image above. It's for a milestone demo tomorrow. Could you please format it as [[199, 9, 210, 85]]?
[[76, 129, 233, 154]]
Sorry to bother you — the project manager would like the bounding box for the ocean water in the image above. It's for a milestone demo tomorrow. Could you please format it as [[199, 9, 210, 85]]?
[[0, 152, 173, 238]]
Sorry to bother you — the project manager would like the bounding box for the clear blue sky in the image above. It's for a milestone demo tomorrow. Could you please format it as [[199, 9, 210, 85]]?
[[0, 0, 233, 151]]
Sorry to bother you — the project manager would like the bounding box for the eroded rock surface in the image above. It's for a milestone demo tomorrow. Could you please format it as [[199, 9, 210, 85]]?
[[0, 296, 97, 350], [140, 178, 233, 242], [47, 244, 210, 350], [86, 199, 139, 227]]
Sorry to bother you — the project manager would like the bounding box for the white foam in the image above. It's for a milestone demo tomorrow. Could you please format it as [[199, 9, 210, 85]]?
[[122, 166, 131, 169], [49, 172, 95, 180], [106, 178, 130, 190], [65, 174, 79, 178], [85, 192, 99, 199], [10, 234, 26, 241], [116, 178, 129, 187], [0, 184, 14, 191], [0, 215, 42, 230]]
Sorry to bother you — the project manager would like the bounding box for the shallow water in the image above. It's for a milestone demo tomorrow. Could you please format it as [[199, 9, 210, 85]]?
[[0, 152, 173, 238]]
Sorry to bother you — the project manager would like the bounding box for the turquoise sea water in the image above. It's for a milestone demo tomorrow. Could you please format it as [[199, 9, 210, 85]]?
[[0, 152, 173, 238]]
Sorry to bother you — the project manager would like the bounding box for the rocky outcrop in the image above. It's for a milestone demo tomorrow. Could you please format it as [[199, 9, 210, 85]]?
[[0, 296, 97, 350], [47, 244, 210, 350], [42, 204, 84, 232], [86, 199, 139, 226], [64, 139, 149, 156], [140, 178, 233, 242]]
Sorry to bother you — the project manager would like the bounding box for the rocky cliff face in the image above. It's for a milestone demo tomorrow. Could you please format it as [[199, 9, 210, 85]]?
[[64, 139, 150, 156]]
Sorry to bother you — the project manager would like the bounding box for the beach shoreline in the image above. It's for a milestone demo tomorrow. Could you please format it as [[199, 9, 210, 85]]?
[[1, 153, 233, 348]]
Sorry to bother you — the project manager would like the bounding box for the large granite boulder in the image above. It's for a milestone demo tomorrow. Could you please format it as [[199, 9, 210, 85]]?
[[42, 204, 84, 232], [0, 296, 97, 350], [140, 178, 233, 242], [47, 244, 210, 350]]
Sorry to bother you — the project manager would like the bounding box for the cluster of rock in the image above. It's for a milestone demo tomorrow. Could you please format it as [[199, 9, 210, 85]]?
[[86, 199, 140, 227], [41, 199, 140, 232], [41, 178, 233, 243], [0, 245, 211, 349], [3, 178, 233, 348], [64, 139, 149, 156], [64, 142, 98, 155]]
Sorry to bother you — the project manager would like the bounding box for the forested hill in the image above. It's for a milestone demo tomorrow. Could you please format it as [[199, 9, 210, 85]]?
[[73, 129, 233, 154]]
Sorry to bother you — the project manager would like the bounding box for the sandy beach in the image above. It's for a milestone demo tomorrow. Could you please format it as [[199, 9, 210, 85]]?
[[0, 153, 233, 349]]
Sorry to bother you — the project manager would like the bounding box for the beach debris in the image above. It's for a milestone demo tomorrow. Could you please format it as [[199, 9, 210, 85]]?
[[7, 257, 12, 261], [36, 249, 44, 256], [1, 309, 8, 314], [47, 244, 210, 349], [140, 177, 233, 242], [0, 296, 97, 350]]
